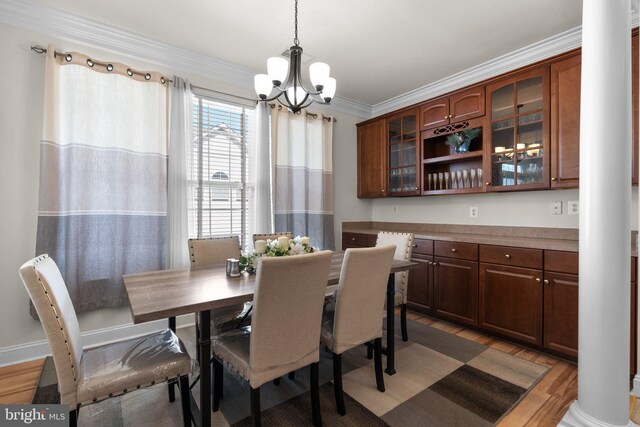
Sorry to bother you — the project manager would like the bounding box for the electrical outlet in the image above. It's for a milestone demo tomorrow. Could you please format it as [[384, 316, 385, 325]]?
[[552, 201, 562, 215], [392, 205, 399, 214], [469, 206, 478, 218], [568, 200, 579, 215]]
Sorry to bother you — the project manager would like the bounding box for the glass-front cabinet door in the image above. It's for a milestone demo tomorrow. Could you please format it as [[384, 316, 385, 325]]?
[[387, 109, 420, 195], [485, 67, 550, 191]]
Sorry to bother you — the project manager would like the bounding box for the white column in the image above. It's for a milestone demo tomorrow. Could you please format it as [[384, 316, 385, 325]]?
[[560, 1, 633, 426]]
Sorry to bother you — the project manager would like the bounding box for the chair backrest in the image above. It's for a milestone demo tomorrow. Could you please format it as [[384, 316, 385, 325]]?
[[188, 236, 241, 268], [252, 232, 293, 243], [331, 245, 395, 354], [376, 231, 414, 303], [19, 255, 82, 406], [249, 251, 332, 387]]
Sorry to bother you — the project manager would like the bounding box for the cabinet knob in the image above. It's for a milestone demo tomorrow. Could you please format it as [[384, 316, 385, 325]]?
[[351, 237, 356, 241], [412, 244, 418, 248], [433, 261, 439, 266], [448, 114, 452, 119], [414, 187, 418, 190], [428, 261, 433, 265], [551, 177, 557, 182], [543, 279, 550, 285], [485, 182, 491, 186], [451, 248, 457, 253], [444, 116, 448, 120], [505, 254, 511, 259], [382, 189, 385, 193], [535, 277, 541, 283]]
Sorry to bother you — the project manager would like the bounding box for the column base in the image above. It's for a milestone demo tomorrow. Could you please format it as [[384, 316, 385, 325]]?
[[633, 374, 640, 397], [559, 401, 635, 427]]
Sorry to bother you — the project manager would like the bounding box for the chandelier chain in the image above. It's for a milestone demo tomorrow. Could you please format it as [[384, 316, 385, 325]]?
[[294, 0, 299, 46]]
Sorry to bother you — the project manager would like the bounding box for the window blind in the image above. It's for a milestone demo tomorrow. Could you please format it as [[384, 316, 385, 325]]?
[[189, 95, 254, 249]]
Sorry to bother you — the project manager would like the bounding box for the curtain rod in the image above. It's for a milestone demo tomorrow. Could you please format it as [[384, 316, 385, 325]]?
[[269, 103, 337, 122], [30, 45, 173, 83]]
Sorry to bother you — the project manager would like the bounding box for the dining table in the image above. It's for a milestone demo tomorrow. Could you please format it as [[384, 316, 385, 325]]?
[[123, 251, 416, 427]]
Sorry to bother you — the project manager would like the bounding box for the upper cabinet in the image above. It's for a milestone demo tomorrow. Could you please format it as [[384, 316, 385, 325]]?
[[357, 119, 387, 198], [387, 109, 420, 195], [550, 33, 638, 188], [550, 53, 581, 188], [485, 66, 550, 191], [419, 86, 485, 130]]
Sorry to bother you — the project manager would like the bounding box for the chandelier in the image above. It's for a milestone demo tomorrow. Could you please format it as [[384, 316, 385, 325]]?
[[254, 0, 336, 113]]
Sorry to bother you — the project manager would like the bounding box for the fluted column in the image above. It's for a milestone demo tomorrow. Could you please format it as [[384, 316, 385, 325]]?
[[560, 0, 633, 426]]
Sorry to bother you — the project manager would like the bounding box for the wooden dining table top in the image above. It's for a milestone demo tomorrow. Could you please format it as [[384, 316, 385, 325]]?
[[123, 251, 416, 324]]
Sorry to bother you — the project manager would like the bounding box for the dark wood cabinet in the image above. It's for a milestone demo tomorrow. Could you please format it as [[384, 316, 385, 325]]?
[[485, 66, 550, 191], [419, 86, 485, 131], [543, 271, 579, 357], [407, 255, 434, 313], [387, 110, 420, 195], [550, 53, 581, 188], [357, 119, 387, 198], [433, 256, 478, 326], [550, 33, 639, 188], [341, 232, 376, 249], [479, 264, 543, 346]]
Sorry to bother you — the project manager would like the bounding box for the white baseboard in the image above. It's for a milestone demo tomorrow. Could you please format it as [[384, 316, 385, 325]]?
[[0, 315, 194, 367]]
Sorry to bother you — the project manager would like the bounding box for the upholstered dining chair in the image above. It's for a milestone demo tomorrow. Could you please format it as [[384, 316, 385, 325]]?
[[188, 236, 251, 360], [19, 255, 192, 427], [211, 250, 333, 427], [321, 245, 395, 416], [252, 231, 293, 243], [376, 231, 415, 342]]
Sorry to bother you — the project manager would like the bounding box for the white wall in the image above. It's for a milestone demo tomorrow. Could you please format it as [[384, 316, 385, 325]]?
[[372, 186, 639, 230], [0, 21, 369, 361]]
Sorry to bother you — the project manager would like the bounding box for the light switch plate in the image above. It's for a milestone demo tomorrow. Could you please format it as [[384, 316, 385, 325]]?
[[552, 201, 562, 215], [568, 200, 579, 215]]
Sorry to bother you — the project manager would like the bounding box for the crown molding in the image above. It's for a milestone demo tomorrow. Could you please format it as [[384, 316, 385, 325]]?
[[373, 14, 640, 117], [0, 0, 371, 118]]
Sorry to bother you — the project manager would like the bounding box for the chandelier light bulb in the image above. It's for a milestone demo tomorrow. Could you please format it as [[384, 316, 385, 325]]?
[[322, 77, 336, 102], [254, 74, 272, 99], [309, 62, 330, 90], [286, 86, 305, 104], [267, 57, 288, 86]]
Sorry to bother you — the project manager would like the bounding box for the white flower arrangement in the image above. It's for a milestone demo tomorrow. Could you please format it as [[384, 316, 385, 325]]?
[[239, 235, 316, 273]]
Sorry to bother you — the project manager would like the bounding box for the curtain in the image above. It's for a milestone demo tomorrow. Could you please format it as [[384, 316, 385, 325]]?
[[167, 76, 192, 268], [272, 107, 335, 250], [34, 46, 169, 316], [250, 102, 273, 246]]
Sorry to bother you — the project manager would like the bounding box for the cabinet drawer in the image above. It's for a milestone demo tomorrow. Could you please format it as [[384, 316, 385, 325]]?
[[544, 250, 578, 275], [342, 232, 375, 248], [435, 241, 478, 261], [544, 251, 636, 280], [412, 238, 433, 256], [480, 245, 542, 269]]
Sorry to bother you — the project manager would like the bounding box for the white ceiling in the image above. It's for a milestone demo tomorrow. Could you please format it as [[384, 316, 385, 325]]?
[[31, 0, 583, 106]]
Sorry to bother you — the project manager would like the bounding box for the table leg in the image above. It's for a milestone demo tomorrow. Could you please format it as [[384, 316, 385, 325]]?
[[385, 273, 396, 375], [199, 309, 211, 426]]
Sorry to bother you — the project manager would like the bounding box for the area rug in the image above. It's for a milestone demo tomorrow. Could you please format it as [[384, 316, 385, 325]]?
[[32, 317, 548, 426]]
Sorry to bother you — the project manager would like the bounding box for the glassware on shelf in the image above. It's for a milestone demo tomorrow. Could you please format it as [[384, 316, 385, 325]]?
[[478, 168, 483, 187], [427, 174, 432, 191], [438, 172, 444, 190], [444, 172, 450, 190], [470, 169, 477, 188], [463, 170, 470, 188]]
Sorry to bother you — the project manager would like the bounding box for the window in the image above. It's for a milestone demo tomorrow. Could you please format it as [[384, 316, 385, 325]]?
[[189, 95, 254, 249]]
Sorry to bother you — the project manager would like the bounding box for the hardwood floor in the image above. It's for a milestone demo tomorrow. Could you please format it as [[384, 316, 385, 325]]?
[[0, 310, 633, 426]]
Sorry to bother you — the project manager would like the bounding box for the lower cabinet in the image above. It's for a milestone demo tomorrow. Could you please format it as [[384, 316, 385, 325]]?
[[542, 271, 579, 358], [433, 257, 478, 326], [479, 264, 543, 346], [406, 255, 433, 313]]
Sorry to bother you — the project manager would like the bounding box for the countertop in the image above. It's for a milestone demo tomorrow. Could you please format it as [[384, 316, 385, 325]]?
[[342, 222, 638, 256]]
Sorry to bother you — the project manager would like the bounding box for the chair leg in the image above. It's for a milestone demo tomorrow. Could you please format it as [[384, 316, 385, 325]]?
[[374, 338, 385, 392], [195, 315, 201, 364], [250, 386, 261, 427], [179, 375, 192, 427], [310, 362, 322, 427], [401, 304, 408, 342], [69, 408, 78, 427], [212, 358, 223, 411], [168, 378, 176, 402], [332, 352, 346, 416], [366, 342, 373, 360], [288, 371, 296, 380]]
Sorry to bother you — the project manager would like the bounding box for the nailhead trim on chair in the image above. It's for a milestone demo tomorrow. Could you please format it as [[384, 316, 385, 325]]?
[[188, 236, 242, 264], [376, 232, 414, 298], [77, 374, 184, 407], [31, 255, 78, 384]]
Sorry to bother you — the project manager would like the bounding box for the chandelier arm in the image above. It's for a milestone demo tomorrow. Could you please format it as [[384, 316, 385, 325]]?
[[258, 91, 286, 103], [284, 90, 309, 109]]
